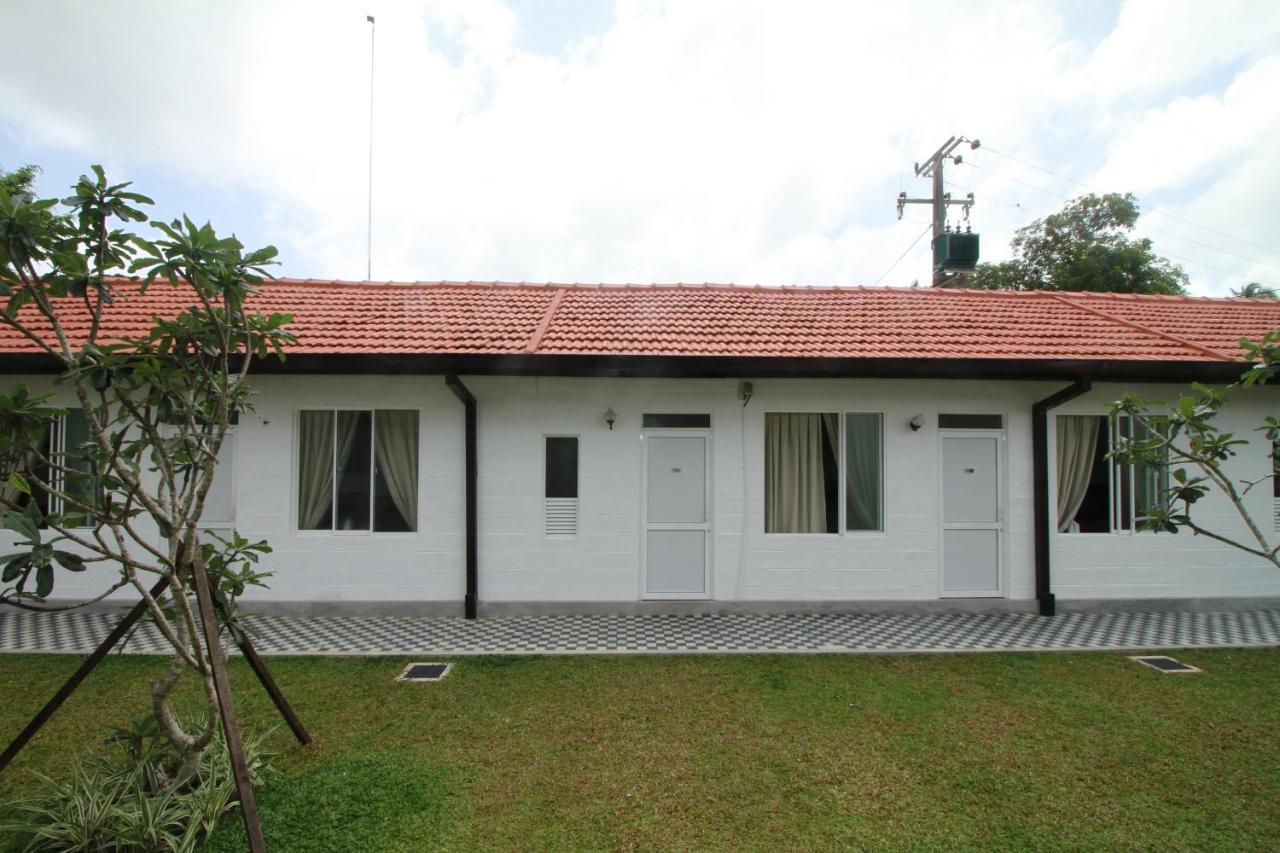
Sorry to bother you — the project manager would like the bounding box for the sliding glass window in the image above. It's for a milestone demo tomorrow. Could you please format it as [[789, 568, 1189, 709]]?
[[764, 412, 883, 533], [1056, 414, 1166, 533], [844, 413, 883, 531], [298, 410, 419, 532], [2, 410, 95, 525]]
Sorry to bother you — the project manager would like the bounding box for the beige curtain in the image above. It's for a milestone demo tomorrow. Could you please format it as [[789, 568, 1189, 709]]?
[[374, 410, 418, 531], [765, 413, 831, 533], [1056, 415, 1100, 532], [297, 411, 335, 529]]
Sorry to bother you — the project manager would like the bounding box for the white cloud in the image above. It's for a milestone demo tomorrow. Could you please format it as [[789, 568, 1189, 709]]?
[[1074, 0, 1280, 102], [1091, 58, 1280, 195], [1, 0, 1277, 294]]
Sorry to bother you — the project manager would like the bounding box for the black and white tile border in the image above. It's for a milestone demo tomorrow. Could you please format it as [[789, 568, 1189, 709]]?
[[1, 608, 1279, 656]]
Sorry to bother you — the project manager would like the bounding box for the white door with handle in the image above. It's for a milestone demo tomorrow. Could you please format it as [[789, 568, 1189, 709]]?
[[642, 432, 711, 599], [940, 434, 1004, 597]]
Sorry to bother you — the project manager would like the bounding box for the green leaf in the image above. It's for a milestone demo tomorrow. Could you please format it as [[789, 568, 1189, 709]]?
[[4, 511, 40, 543], [35, 563, 53, 598], [7, 471, 30, 496], [1, 554, 30, 583], [52, 551, 87, 572]]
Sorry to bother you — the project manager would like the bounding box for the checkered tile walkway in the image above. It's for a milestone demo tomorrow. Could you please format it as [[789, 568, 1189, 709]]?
[[2, 608, 1279, 656]]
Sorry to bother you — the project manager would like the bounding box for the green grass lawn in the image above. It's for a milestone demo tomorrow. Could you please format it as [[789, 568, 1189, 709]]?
[[2, 649, 1279, 850]]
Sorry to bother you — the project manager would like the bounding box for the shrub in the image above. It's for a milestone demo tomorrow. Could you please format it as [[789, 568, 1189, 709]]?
[[0, 715, 270, 852]]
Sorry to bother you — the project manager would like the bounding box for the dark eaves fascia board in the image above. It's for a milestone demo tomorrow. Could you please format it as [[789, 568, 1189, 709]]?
[[0, 352, 1251, 384]]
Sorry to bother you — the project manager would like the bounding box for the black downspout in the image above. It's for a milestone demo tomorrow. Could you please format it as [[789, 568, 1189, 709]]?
[[446, 375, 478, 619], [1032, 377, 1092, 616]]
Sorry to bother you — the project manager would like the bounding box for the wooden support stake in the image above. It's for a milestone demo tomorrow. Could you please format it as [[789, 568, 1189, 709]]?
[[237, 632, 310, 745], [0, 576, 170, 775], [190, 558, 266, 853]]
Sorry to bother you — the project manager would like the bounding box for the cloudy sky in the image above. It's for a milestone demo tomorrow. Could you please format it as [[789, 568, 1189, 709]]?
[[3, 0, 1279, 295]]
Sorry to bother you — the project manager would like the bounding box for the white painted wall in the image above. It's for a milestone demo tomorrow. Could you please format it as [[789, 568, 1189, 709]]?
[[5, 373, 1279, 608], [1051, 383, 1280, 601]]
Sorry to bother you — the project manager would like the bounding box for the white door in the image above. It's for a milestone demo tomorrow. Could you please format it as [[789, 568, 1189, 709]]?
[[940, 434, 1003, 597], [642, 433, 710, 599]]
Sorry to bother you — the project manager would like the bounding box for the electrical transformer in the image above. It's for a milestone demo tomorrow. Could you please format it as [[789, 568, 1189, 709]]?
[[932, 232, 980, 270]]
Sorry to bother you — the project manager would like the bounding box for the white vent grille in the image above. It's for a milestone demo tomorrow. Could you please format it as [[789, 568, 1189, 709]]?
[[545, 497, 579, 536], [1274, 497, 1279, 533]]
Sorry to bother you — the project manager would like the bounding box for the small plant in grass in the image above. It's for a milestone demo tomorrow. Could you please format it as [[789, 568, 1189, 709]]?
[[0, 713, 271, 852], [1111, 331, 1280, 569]]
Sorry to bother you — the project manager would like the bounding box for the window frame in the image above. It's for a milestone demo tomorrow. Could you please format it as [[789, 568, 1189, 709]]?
[[1272, 441, 1279, 534], [294, 408, 421, 535], [543, 435, 580, 501], [1054, 413, 1166, 536], [543, 434, 581, 538], [49, 411, 96, 525], [196, 428, 237, 530], [8, 410, 98, 529], [762, 410, 885, 537]]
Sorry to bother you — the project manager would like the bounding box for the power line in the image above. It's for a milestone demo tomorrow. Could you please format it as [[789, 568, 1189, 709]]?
[[948, 179, 1280, 288], [980, 144, 1280, 259], [874, 222, 933, 286], [966, 160, 1280, 275]]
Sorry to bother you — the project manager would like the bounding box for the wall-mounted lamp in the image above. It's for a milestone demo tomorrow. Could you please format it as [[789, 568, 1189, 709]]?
[[909, 414, 924, 432], [604, 408, 617, 430]]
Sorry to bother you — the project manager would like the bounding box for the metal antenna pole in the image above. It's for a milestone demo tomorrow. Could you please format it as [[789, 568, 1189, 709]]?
[[366, 14, 376, 281]]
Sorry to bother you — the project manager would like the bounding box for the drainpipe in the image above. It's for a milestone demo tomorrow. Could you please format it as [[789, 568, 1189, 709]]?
[[445, 375, 478, 619], [1032, 377, 1091, 616]]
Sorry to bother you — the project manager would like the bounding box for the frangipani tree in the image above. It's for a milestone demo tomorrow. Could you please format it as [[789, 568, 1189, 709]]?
[[1111, 332, 1280, 570], [0, 165, 293, 784]]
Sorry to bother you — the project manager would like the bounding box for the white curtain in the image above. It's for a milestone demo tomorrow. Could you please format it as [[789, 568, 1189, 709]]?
[[765, 413, 831, 533], [1056, 415, 1100, 532], [332, 412, 364, 529], [374, 410, 418, 531], [297, 411, 334, 529]]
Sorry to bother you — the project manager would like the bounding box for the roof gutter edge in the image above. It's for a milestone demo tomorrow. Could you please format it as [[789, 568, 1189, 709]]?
[[0, 353, 1248, 383]]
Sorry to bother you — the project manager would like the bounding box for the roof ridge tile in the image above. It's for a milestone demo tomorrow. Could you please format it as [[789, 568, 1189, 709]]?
[[94, 275, 1272, 306], [1048, 293, 1235, 361]]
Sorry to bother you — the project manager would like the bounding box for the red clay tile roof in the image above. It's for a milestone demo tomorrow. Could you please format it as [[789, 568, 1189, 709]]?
[[0, 279, 1277, 362]]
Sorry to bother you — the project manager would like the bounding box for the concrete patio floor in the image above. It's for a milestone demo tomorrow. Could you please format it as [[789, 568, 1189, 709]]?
[[2, 607, 1279, 656]]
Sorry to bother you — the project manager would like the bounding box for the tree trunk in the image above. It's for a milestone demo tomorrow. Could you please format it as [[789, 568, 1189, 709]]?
[[148, 572, 221, 790]]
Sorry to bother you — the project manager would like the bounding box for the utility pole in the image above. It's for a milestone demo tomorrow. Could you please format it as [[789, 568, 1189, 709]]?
[[897, 135, 981, 286], [366, 14, 376, 281]]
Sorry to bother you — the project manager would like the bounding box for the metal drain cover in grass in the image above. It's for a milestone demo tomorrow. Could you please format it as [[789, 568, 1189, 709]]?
[[396, 662, 452, 682], [1129, 655, 1201, 674]]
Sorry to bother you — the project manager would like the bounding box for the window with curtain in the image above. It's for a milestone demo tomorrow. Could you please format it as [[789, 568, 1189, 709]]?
[[845, 413, 883, 531], [2, 411, 95, 526], [297, 410, 418, 532], [1056, 414, 1166, 533], [764, 412, 883, 534]]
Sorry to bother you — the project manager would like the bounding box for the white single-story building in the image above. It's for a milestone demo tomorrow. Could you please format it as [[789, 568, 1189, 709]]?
[[3, 280, 1278, 616]]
